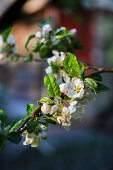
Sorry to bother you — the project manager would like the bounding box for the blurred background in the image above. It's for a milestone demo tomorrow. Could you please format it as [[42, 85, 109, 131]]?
[[0, 0, 113, 170]]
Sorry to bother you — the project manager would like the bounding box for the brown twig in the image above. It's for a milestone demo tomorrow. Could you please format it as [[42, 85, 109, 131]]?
[[14, 103, 42, 134]]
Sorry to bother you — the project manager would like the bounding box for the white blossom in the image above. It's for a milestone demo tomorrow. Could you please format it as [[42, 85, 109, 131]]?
[[61, 107, 71, 127], [68, 100, 78, 114], [43, 24, 52, 34], [23, 133, 35, 145], [40, 38, 45, 43], [47, 55, 57, 65], [50, 104, 59, 115], [35, 31, 42, 38], [59, 83, 67, 94], [45, 66, 52, 74], [64, 78, 84, 99]]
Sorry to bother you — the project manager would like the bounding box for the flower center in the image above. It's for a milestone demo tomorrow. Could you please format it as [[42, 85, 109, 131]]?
[[74, 86, 81, 93]]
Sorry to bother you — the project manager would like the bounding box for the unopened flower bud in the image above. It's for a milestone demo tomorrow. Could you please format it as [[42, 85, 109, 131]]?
[[70, 28, 77, 34], [41, 103, 51, 114], [60, 26, 66, 30]]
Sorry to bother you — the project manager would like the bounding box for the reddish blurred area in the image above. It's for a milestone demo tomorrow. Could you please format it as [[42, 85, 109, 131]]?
[[60, 10, 93, 63]]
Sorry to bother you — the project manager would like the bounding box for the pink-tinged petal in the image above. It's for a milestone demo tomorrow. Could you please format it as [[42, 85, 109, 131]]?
[[70, 28, 77, 34]]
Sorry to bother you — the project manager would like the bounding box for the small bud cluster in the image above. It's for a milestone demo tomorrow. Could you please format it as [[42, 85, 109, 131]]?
[[0, 34, 16, 64]]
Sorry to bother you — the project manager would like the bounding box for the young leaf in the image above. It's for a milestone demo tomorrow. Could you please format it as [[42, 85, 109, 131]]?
[[24, 104, 36, 120], [25, 34, 35, 50], [96, 83, 110, 93], [42, 114, 59, 124], [39, 97, 54, 104], [2, 26, 13, 42], [39, 45, 52, 58], [50, 61, 60, 73], [84, 78, 98, 92], [64, 52, 81, 78], [26, 121, 38, 133], [44, 74, 61, 97], [5, 120, 17, 132], [7, 132, 22, 144], [55, 34, 72, 40], [48, 16, 51, 23], [32, 41, 43, 52], [9, 119, 24, 133], [0, 133, 6, 151]]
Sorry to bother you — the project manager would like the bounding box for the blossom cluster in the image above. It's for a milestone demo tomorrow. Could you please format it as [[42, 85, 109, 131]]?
[[23, 123, 48, 147], [35, 23, 77, 44]]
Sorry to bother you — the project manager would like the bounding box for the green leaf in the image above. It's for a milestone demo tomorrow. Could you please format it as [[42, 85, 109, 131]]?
[[2, 27, 13, 42], [44, 74, 61, 97], [5, 120, 17, 132], [7, 132, 22, 144], [0, 133, 6, 151], [42, 114, 59, 124], [11, 55, 19, 62], [39, 45, 52, 58], [39, 97, 54, 104], [48, 16, 51, 23], [50, 61, 60, 73], [24, 53, 34, 62], [96, 83, 110, 93], [9, 119, 24, 133], [25, 34, 35, 50], [84, 78, 98, 92], [24, 104, 36, 120], [32, 41, 43, 52], [55, 29, 73, 36], [88, 73, 102, 82], [26, 121, 38, 133], [55, 34, 73, 40], [55, 29, 73, 40], [64, 52, 81, 78], [78, 61, 85, 78]]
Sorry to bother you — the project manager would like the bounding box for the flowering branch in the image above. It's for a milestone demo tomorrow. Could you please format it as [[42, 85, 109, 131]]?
[[0, 18, 112, 150]]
